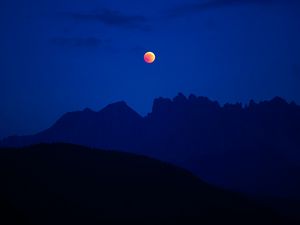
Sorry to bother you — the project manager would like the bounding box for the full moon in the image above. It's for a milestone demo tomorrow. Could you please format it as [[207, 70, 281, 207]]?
[[144, 52, 155, 64]]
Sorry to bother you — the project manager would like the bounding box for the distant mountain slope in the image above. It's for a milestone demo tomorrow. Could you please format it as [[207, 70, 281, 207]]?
[[0, 101, 143, 150], [1, 94, 300, 199], [0, 143, 285, 225]]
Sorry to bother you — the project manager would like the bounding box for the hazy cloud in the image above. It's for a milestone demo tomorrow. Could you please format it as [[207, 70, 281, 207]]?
[[50, 37, 109, 48], [65, 9, 150, 30], [167, 0, 274, 17]]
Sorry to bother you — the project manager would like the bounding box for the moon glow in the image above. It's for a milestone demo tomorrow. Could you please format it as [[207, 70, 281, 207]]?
[[144, 52, 156, 64]]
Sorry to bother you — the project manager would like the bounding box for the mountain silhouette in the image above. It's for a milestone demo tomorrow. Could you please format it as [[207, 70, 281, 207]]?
[[1, 94, 300, 200], [0, 143, 287, 225]]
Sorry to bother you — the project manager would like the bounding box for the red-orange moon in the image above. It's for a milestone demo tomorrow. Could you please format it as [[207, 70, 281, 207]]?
[[144, 52, 155, 64]]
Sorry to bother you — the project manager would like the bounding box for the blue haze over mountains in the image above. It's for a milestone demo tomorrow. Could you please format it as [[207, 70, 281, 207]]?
[[1, 0, 300, 223], [1, 93, 300, 200]]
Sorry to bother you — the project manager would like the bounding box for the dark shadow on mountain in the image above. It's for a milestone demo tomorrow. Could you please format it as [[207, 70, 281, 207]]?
[[0, 143, 289, 225], [1, 94, 300, 216]]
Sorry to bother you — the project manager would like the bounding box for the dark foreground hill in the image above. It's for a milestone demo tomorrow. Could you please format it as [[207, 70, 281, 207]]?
[[1, 94, 300, 199], [0, 143, 287, 225]]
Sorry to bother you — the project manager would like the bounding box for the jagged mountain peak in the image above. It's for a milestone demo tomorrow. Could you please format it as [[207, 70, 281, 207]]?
[[101, 101, 130, 111], [83, 107, 94, 113], [151, 94, 220, 115], [99, 101, 142, 119]]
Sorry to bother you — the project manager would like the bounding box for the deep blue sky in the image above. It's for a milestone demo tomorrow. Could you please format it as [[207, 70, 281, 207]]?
[[0, 0, 300, 138]]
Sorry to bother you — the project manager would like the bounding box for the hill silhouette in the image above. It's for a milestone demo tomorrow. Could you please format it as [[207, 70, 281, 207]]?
[[1, 94, 300, 200], [0, 143, 287, 225]]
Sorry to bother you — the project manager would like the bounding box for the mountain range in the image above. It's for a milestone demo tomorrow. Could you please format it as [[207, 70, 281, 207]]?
[[1, 93, 300, 200]]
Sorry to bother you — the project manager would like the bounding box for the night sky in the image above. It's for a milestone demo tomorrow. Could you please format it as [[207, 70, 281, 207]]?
[[0, 0, 300, 139]]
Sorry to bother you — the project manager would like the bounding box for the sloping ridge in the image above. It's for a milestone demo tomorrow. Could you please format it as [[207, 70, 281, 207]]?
[[0, 101, 143, 149], [0, 143, 284, 225]]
